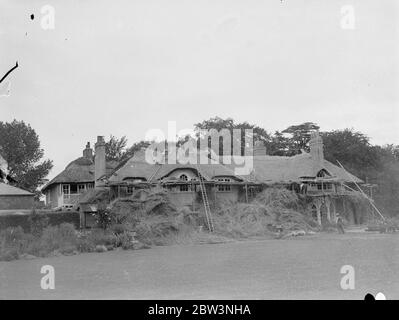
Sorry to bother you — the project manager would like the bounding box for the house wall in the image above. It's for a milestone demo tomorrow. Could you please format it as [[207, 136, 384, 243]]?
[[46, 183, 94, 208], [45, 184, 60, 208], [214, 185, 240, 203], [167, 191, 197, 207], [0, 195, 34, 210]]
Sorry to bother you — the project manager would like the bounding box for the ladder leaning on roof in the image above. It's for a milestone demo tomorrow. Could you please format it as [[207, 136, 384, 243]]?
[[148, 163, 163, 184], [195, 164, 214, 232], [337, 160, 385, 221]]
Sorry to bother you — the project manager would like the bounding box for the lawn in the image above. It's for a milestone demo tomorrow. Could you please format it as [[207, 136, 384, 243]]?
[[0, 231, 398, 299]]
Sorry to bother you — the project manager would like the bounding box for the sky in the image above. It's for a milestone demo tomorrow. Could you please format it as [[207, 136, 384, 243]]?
[[0, 0, 398, 180]]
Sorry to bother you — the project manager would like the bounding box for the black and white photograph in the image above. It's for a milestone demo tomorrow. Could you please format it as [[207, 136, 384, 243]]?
[[0, 0, 398, 304]]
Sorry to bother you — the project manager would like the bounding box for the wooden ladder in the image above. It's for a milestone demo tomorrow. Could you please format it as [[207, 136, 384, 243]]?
[[196, 164, 214, 232]]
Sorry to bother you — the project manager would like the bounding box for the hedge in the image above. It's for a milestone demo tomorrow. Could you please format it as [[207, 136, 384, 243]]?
[[0, 211, 80, 231]]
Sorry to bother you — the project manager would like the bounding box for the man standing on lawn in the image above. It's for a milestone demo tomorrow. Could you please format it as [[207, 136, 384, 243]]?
[[336, 214, 345, 234]]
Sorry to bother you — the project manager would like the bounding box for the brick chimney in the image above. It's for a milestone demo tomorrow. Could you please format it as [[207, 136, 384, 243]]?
[[309, 131, 324, 165], [253, 140, 266, 156], [95, 136, 106, 188], [83, 142, 93, 160]]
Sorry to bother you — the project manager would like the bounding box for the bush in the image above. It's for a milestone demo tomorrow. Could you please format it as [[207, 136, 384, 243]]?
[[59, 245, 77, 255], [40, 223, 78, 252], [76, 237, 95, 253], [87, 229, 117, 246], [25, 239, 44, 257], [111, 223, 129, 235], [0, 227, 34, 261], [28, 210, 49, 237], [0, 248, 19, 261], [0, 222, 81, 261], [0, 226, 26, 246], [0, 211, 80, 232], [116, 232, 135, 250]]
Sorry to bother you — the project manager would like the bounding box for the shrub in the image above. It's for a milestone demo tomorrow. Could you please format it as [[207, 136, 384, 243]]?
[[0, 211, 80, 232], [116, 232, 134, 250], [0, 226, 26, 246], [76, 237, 95, 253], [41, 223, 78, 252], [0, 222, 80, 261], [59, 244, 77, 255], [0, 248, 19, 261], [28, 210, 49, 237], [25, 239, 44, 257], [111, 223, 128, 235], [87, 229, 117, 246], [58, 223, 78, 244]]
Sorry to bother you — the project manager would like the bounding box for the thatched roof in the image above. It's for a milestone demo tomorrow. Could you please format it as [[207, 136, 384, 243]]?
[[42, 157, 118, 192], [109, 149, 362, 185], [0, 183, 34, 196], [228, 152, 363, 184], [108, 150, 243, 183]]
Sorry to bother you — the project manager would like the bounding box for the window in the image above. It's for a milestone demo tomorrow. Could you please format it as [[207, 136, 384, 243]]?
[[178, 174, 190, 192], [217, 178, 231, 192], [87, 183, 94, 189], [62, 184, 70, 195], [317, 169, 331, 178], [127, 186, 134, 195], [323, 183, 332, 190], [317, 184, 322, 190], [78, 184, 86, 193]]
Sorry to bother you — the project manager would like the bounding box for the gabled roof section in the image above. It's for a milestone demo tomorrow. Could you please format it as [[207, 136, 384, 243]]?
[[42, 157, 118, 192], [0, 183, 34, 196], [108, 150, 245, 183], [108, 151, 159, 183], [154, 163, 243, 181], [226, 152, 363, 184]]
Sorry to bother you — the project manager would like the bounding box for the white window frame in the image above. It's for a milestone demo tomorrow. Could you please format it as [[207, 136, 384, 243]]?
[[127, 186, 134, 195], [78, 184, 86, 194], [217, 178, 232, 192], [62, 184, 70, 195], [179, 184, 189, 192]]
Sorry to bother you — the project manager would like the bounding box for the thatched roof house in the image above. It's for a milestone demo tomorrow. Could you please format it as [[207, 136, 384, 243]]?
[[46, 132, 364, 227], [42, 141, 118, 209]]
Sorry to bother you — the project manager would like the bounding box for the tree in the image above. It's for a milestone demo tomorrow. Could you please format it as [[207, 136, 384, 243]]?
[[0, 120, 53, 193], [321, 129, 380, 180], [194, 116, 272, 156], [121, 140, 151, 163], [320, 129, 399, 217], [267, 131, 291, 156], [105, 135, 128, 162], [282, 122, 320, 155]]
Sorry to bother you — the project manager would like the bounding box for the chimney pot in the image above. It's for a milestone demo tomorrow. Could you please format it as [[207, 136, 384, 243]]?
[[309, 131, 324, 165], [95, 136, 106, 188], [83, 141, 93, 160]]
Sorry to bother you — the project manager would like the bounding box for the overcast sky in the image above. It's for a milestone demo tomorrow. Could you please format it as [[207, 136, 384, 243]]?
[[1, 0, 398, 179]]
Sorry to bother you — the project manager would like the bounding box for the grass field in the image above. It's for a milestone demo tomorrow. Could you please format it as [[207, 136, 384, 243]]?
[[0, 230, 398, 299]]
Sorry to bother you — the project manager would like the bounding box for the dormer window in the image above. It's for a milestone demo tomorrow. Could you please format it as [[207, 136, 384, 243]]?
[[217, 178, 231, 192], [316, 169, 331, 178], [179, 174, 188, 181]]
